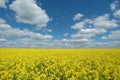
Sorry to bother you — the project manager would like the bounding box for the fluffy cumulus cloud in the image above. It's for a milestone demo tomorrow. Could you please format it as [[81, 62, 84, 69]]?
[[66, 12, 120, 48], [73, 13, 84, 21], [110, 1, 119, 11], [0, 18, 6, 23], [0, 18, 52, 47], [93, 41, 120, 48], [0, 0, 8, 8], [108, 30, 120, 40], [10, 0, 50, 28], [101, 36, 108, 39], [67, 9, 120, 48], [101, 30, 120, 40], [64, 33, 69, 37], [93, 14, 118, 28], [71, 28, 107, 39], [42, 28, 52, 33], [71, 19, 91, 30], [67, 28, 107, 47], [112, 1, 120, 19], [113, 9, 120, 19]]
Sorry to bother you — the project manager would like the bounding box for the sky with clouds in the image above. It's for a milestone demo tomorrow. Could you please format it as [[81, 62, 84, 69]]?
[[0, 0, 120, 48]]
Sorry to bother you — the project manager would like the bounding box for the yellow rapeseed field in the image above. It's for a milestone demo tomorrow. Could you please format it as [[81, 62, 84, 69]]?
[[0, 48, 120, 80]]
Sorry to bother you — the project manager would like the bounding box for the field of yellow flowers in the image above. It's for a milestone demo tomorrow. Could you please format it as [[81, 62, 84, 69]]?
[[0, 48, 120, 80]]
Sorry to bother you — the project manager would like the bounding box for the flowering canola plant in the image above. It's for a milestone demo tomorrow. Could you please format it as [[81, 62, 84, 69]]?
[[0, 48, 120, 80]]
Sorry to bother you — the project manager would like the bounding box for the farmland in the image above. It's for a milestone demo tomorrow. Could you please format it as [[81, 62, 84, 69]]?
[[0, 48, 120, 80]]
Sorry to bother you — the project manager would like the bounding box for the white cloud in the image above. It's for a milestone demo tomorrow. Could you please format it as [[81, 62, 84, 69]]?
[[113, 9, 120, 19], [70, 39, 91, 44], [62, 27, 107, 48], [61, 38, 90, 43], [101, 36, 107, 39], [72, 14, 119, 30], [54, 1, 120, 48], [0, 0, 8, 8], [71, 28, 106, 39], [106, 41, 120, 47], [69, 12, 120, 48], [110, 1, 119, 11], [10, 0, 50, 28], [93, 14, 118, 28], [42, 28, 52, 33], [94, 41, 120, 48], [79, 28, 106, 34], [50, 39, 73, 48], [64, 33, 68, 36], [0, 38, 6, 42], [50, 39, 90, 48], [71, 19, 91, 30], [108, 30, 120, 40], [73, 13, 84, 21], [101, 30, 120, 40], [0, 18, 6, 24], [0, 18, 53, 47], [59, 38, 94, 48], [1, 27, 52, 40]]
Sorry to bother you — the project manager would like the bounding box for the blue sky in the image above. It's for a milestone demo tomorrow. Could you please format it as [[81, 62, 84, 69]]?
[[0, 0, 120, 48]]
